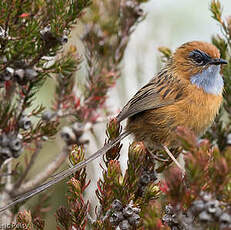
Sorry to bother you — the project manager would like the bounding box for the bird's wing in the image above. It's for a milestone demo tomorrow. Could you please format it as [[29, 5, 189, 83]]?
[[117, 69, 183, 122]]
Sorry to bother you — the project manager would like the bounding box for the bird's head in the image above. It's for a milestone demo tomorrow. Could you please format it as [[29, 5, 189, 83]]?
[[171, 41, 227, 95]]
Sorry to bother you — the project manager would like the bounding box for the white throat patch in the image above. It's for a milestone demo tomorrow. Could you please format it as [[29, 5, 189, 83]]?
[[190, 65, 223, 95]]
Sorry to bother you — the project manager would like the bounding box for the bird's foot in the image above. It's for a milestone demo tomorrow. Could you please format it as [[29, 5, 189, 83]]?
[[162, 145, 185, 175], [149, 151, 169, 163]]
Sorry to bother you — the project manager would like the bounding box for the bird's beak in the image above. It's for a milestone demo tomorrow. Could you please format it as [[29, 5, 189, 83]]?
[[209, 58, 228, 65]]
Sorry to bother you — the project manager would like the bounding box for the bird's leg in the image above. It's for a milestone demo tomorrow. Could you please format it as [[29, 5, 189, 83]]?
[[149, 152, 169, 162], [146, 147, 169, 163], [162, 145, 185, 175]]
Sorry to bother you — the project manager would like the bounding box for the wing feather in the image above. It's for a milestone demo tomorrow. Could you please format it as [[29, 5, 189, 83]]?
[[117, 69, 183, 122]]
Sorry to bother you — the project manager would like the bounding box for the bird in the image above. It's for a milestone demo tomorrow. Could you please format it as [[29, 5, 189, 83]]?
[[0, 41, 227, 212]]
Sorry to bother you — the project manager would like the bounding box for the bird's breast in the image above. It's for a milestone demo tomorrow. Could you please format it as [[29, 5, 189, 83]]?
[[172, 85, 222, 136]]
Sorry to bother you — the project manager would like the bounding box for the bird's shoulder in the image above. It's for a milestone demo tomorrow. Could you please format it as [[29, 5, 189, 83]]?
[[117, 68, 186, 122]]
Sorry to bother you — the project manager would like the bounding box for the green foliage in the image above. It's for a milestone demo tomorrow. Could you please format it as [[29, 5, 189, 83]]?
[[0, 0, 92, 226], [158, 47, 172, 63]]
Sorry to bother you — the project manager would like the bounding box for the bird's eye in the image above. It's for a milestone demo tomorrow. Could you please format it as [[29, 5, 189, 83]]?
[[189, 51, 204, 65], [193, 53, 204, 64], [188, 50, 210, 66]]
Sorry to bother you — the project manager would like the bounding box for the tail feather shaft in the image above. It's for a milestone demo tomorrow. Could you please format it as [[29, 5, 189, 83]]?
[[0, 131, 129, 212]]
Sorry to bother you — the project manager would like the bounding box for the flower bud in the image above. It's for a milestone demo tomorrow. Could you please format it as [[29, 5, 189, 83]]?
[[14, 69, 26, 85], [111, 199, 123, 211], [69, 145, 85, 165], [60, 35, 68, 44], [109, 211, 124, 225], [106, 118, 121, 140], [200, 192, 212, 202], [219, 213, 231, 228], [9, 137, 23, 157], [158, 46, 172, 61], [123, 205, 134, 217], [4, 67, 14, 80], [139, 172, 151, 185], [60, 126, 76, 145], [198, 211, 213, 223], [42, 110, 54, 121], [128, 142, 146, 162], [19, 116, 32, 130], [210, 0, 222, 22], [33, 217, 45, 230], [67, 178, 81, 194], [191, 200, 205, 214], [205, 200, 220, 214], [72, 122, 85, 137], [25, 68, 38, 80], [119, 219, 131, 230], [16, 210, 32, 228], [107, 160, 122, 181], [0, 147, 12, 160], [128, 213, 140, 226], [0, 134, 9, 147]]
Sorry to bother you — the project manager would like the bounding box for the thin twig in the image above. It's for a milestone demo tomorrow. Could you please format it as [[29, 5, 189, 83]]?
[[11, 145, 70, 197], [14, 143, 42, 189], [0, 159, 13, 225]]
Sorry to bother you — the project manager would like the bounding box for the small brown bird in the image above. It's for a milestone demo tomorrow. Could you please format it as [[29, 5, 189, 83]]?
[[120, 41, 225, 146], [0, 41, 227, 211]]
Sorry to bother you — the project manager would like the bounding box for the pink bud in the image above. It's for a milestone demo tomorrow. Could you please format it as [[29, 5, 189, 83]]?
[[19, 13, 29, 18]]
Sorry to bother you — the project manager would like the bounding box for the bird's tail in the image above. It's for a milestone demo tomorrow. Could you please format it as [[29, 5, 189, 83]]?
[[0, 131, 130, 212]]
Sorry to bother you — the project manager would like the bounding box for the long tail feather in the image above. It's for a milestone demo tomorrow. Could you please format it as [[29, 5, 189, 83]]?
[[0, 131, 130, 212]]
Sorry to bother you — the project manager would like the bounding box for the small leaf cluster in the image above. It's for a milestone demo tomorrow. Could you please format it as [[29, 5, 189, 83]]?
[[0, 0, 89, 167]]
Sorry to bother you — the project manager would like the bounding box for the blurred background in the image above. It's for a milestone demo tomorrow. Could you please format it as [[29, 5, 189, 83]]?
[[27, 0, 231, 228]]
